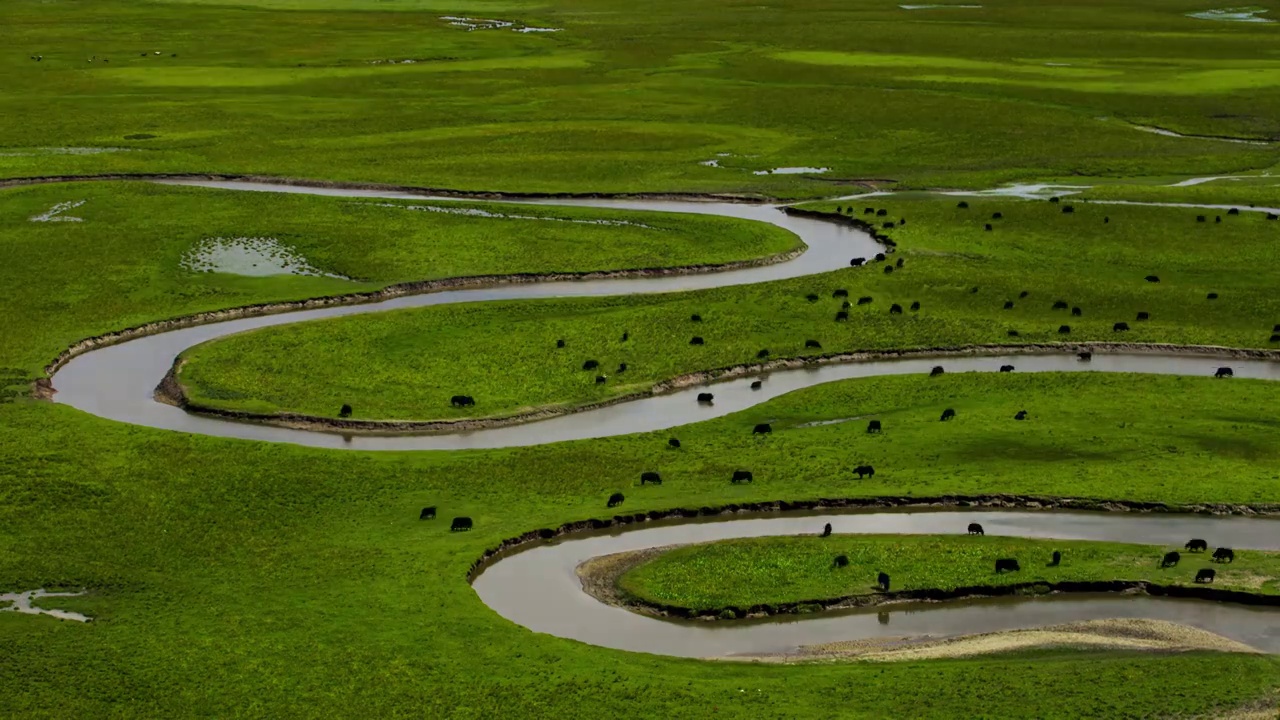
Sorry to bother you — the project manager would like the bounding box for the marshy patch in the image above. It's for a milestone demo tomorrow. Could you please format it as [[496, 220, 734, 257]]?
[[30, 200, 86, 223], [0, 146, 131, 157], [1187, 7, 1274, 22], [440, 16, 563, 33], [0, 589, 91, 622], [181, 237, 348, 278]]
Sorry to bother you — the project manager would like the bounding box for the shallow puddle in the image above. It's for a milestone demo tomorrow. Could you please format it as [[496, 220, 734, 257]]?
[[29, 200, 85, 223], [1187, 7, 1273, 22], [181, 237, 347, 278], [0, 589, 90, 622], [753, 167, 830, 176]]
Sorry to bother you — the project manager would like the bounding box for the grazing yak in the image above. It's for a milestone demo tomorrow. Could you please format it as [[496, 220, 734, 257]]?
[[1136, 311, 1149, 321], [854, 465, 875, 479], [957, 201, 969, 209], [1207, 293, 1219, 300], [1113, 322, 1129, 332], [451, 517, 473, 532], [836, 311, 849, 321], [882, 222, 896, 230], [1268, 213, 1279, 221], [1049, 197, 1060, 204], [968, 523, 985, 535], [751, 380, 763, 390], [731, 470, 754, 484], [984, 224, 993, 232], [1273, 334, 1280, 343], [833, 555, 850, 568], [1196, 215, 1206, 223], [833, 288, 849, 298], [1195, 569, 1216, 584], [1062, 205, 1075, 214], [841, 300, 852, 309], [1003, 301, 1015, 310], [1000, 365, 1015, 372], [1161, 551, 1180, 568], [1215, 367, 1233, 378], [641, 472, 662, 485], [668, 438, 681, 448], [1015, 410, 1028, 420], [451, 395, 475, 407], [617, 363, 628, 373], [1078, 352, 1092, 361], [857, 296, 874, 305], [883, 265, 894, 275], [1058, 325, 1071, 334], [690, 336, 704, 345], [1007, 330, 1020, 337], [608, 493, 625, 508], [876, 209, 888, 217], [583, 359, 599, 371], [697, 392, 714, 403], [1145, 275, 1160, 283], [1049, 551, 1061, 567], [1072, 307, 1082, 317], [595, 375, 607, 384], [806, 293, 820, 302], [991, 212, 1003, 220], [621, 331, 629, 342], [690, 314, 703, 322], [1185, 538, 1208, 552], [419, 506, 436, 520], [930, 365, 945, 377], [889, 303, 903, 314], [1213, 547, 1235, 563], [757, 349, 771, 358], [878, 572, 891, 591], [995, 558, 1021, 573], [1052, 300, 1068, 310], [339, 404, 353, 418], [556, 339, 566, 348], [805, 339, 822, 349], [864, 207, 875, 215], [821, 523, 832, 538], [753, 423, 772, 435], [1019, 290, 1030, 298], [867, 420, 882, 434], [897, 258, 905, 268], [910, 300, 920, 311], [850, 257, 866, 267], [1228, 208, 1240, 216], [940, 408, 956, 422], [875, 253, 887, 262]]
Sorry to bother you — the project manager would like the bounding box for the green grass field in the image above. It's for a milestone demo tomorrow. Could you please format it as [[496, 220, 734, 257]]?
[[3, 0, 1280, 194], [619, 535, 1278, 612], [0, 181, 794, 374], [176, 188, 1280, 422], [6, 0, 1280, 715]]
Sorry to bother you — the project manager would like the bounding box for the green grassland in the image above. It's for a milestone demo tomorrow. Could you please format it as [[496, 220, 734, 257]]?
[[0, 181, 795, 373], [2, 0, 1279, 194], [175, 190, 1280, 421], [5, 370, 1280, 717], [619, 535, 1279, 612]]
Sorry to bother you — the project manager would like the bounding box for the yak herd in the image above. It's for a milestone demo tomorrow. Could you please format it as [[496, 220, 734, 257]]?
[[819, 521, 1239, 592]]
